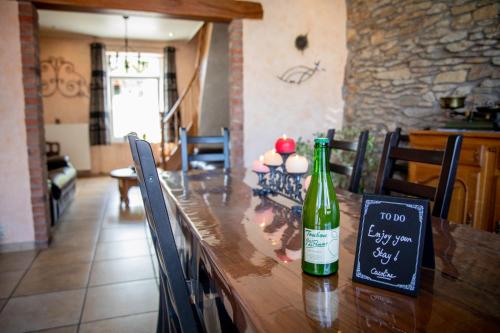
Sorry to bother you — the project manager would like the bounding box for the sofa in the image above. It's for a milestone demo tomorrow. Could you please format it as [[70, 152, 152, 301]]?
[[46, 142, 77, 225]]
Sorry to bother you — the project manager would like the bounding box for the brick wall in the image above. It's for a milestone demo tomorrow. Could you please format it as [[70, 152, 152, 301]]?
[[228, 20, 244, 168], [18, 1, 50, 246]]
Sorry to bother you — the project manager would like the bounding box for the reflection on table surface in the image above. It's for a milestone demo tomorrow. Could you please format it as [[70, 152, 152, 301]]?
[[161, 169, 500, 332]]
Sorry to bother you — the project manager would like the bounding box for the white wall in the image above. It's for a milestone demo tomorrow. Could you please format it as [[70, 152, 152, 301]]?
[[0, 1, 35, 246], [199, 23, 230, 136], [243, 0, 347, 165], [45, 124, 91, 171]]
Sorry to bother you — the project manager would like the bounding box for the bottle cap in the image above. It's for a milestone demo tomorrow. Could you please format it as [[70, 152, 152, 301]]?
[[314, 138, 329, 144]]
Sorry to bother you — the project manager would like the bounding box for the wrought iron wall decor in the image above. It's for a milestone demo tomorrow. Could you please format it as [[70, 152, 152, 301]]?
[[41, 56, 89, 98], [295, 34, 309, 52], [277, 61, 325, 85]]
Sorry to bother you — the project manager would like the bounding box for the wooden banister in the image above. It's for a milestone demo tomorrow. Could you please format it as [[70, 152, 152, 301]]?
[[160, 23, 212, 170]]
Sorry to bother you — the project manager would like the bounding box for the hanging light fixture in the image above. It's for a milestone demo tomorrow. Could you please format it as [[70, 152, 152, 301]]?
[[108, 16, 148, 73]]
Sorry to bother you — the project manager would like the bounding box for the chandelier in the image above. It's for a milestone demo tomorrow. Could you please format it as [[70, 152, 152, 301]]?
[[108, 16, 148, 73]]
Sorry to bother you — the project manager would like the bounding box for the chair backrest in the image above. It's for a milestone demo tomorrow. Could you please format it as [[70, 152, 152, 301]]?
[[128, 134, 202, 333], [180, 127, 230, 172], [375, 132, 463, 219], [327, 129, 370, 193], [394, 127, 409, 145], [391, 127, 410, 178]]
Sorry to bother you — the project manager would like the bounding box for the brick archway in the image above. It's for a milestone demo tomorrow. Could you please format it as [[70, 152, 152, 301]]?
[[16, 4, 247, 247]]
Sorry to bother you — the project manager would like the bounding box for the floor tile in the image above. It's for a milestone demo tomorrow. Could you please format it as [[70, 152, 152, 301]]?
[[59, 215, 101, 224], [101, 217, 145, 229], [32, 325, 78, 333], [0, 289, 85, 333], [94, 239, 150, 261], [79, 312, 157, 333], [62, 210, 101, 221], [98, 227, 146, 243], [101, 206, 145, 229], [82, 279, 158, 322], [0, 251, 38, 273], [50, 231, 98, 249], [32, 247, 95, 268], [0, 299, 6, 311], [0, 270, 25, 298], [54, 220, 100, 235], [89, 256, 154, 286], [14, 263, 91, 296]]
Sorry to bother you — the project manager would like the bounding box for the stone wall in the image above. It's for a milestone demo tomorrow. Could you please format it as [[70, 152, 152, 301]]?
[[344, 0, 500, 137]]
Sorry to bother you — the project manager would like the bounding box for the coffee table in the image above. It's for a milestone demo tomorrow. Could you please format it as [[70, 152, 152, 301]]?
[[110, 168, 139, 207]]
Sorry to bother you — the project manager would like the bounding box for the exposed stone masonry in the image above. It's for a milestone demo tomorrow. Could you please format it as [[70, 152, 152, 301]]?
[[344, 0, 500, 137]]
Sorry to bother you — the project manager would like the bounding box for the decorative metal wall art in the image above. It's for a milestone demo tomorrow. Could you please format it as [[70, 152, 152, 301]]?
[[41, 56, 89, 98], [277, 61, 325, 85], [295, 34, 309, 52]]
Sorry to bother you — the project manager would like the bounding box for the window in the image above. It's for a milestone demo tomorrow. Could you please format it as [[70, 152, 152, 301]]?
[[108, 52, 163, 142]]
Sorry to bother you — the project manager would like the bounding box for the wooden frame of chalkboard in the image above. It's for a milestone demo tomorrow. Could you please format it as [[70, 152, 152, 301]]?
[[352, 194, 431, 296]]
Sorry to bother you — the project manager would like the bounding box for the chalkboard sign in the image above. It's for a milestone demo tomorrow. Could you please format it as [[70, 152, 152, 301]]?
[[352, 194, 433, 296]]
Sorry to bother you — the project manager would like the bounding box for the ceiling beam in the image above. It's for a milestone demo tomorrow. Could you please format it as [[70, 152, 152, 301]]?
[[32, 0, 263, 21]]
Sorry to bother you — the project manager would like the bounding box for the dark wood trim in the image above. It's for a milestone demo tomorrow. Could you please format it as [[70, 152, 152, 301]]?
[[390, 147, 444, 165], [328, 129, 370, 193], [432, 135, 463, 219], [32, 0, 263, 21], [330, 139, 358, 152], [376, 132, 463, 219], [384, 178, 436, 200]]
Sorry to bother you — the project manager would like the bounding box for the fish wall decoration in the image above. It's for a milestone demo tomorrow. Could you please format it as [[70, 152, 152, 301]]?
[[277, 61, 325, 85]]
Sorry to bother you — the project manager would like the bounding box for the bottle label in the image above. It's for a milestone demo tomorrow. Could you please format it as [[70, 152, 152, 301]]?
[[304, 227, 339, 264]]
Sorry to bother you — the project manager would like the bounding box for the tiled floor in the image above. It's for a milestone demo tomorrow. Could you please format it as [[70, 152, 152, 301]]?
[[0, 177, 159, 333]]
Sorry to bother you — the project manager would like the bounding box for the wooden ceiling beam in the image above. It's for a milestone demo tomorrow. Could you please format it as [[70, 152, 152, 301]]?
[[32, 0, 263, 22]]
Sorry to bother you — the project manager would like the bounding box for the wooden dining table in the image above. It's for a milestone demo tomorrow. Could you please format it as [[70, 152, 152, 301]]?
[[160, 169, 500, 332]]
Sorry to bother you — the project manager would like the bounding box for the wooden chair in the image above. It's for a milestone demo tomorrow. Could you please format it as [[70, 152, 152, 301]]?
[[180, 127, 230, 172], [391, 127, 410, 178], [375, 132, 463, 219], [327, 129, 370, 193], [128, 134, 203, 333]]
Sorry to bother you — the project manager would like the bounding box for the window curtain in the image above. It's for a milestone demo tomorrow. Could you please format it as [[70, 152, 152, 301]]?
[[164, 46, 179, 143], [89, 42, 110, 145]]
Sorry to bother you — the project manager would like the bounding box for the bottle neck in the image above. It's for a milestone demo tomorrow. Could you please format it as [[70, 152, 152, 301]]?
[[313, 144, 330, 174]]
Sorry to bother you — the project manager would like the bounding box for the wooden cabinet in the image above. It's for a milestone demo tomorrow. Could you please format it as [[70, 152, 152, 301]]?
[[409, 130, 500, 232]]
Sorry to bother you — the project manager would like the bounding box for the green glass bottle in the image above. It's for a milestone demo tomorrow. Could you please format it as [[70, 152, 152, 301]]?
[[302, 138, 340, 276]]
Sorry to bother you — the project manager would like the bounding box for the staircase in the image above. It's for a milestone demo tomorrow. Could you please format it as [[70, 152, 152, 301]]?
[[161, 23, 212, 170]]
